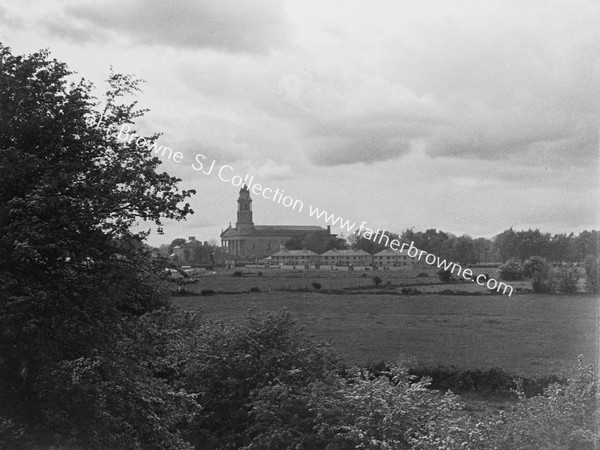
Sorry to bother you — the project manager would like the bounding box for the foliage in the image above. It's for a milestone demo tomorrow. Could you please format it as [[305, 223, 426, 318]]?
[[584, 255, 599, 293], [438, 268, 452, 283], [524, 257, 581, 294], [0, 44, 194, 447], [177, 311, 337, 449], [496, 356, 598, 449], [286, 232, 347, 253], [523, 256, 554, 293], [557, 267, 580, 293], [372, 275, 382, 286], [499, 258, 523, 281], [233, 270, 243, 277], [312, 282, 322, 289]]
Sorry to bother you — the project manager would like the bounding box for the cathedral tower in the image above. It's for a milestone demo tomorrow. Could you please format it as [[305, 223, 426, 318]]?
[[236, 184, 254, 231]]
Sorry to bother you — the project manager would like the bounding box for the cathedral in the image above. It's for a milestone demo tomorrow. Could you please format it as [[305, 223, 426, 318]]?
[[220, 185, 332, 260]]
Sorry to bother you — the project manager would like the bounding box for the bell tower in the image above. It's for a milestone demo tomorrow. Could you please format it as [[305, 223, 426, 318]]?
[[236, 184, 254, 231]]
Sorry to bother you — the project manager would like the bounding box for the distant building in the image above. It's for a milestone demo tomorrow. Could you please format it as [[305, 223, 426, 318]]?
[[374, 248, 421, 269], [172, 236, 224, 266], [220, 185, 332, 260], [271, 249, 320, 269], [320, 249, 372, 269]]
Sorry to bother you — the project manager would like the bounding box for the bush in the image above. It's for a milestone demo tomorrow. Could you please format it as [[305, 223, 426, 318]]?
[[179, 312, 336, 449], [257, 271, 263, 276], [311, 282, 322, 290], [200, 289, 215, 296], [232, 270, 243, 277], [372, 276, 382, 286], [523, 256, 548, 278], [250, 287, 261, 292], [401, 287, 421, 295], [437, 268, 452, 283], [499, 258, 523, 281], [523, 257, 554, 293], [557, 267, 580, 293], [584, 255, 598, 293]]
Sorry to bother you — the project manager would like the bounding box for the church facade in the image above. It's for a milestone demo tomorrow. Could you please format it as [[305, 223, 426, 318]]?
[[220, 185, 332, 259]]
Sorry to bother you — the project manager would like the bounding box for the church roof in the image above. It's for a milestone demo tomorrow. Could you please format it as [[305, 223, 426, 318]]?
[[254, 225, 326, 232], [220, 225, 327, 238]]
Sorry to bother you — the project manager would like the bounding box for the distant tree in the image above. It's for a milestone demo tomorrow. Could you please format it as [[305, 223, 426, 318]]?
[[584, 255, 599, 293], [168, 238, 187, 254], [523, 256, 549, 278], [524, 257, 554, 293], [284, 236, 303, 250], [438, 268, 452, 283], [557, 267, 580, 293], [372, 276, 382, 286], [499, 258, 523, 281], [157, 243, 171, 256]]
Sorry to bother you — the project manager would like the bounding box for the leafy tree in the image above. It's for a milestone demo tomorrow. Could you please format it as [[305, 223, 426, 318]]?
[[0, 45, 194, 447], [169, 237, 187, 254], [499, 258, 523, 281], [584, 255, 599, 293], [284, 235, 303, 250], [523, 256, 553, 293], [557, 267, 580, 293], [438, 268, 452, 283]]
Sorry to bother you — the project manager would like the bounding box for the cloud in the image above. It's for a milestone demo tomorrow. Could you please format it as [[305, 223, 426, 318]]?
[[248, 159, 292, 180], [277, 72, 443, 166], [46, 0, 289, 53]]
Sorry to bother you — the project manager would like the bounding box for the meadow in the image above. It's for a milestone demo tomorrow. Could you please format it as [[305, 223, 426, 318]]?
[[173, 269, 598, 378]]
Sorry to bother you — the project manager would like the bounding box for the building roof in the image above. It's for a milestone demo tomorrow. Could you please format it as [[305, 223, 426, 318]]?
[[374, 248, 415, 256], [254, 225, 326, 231], [321, 249, 371, 256], [271, 249, 319, 257]]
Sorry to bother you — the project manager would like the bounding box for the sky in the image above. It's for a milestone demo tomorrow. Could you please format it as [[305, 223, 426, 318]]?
[[1, 0, 599, 247]]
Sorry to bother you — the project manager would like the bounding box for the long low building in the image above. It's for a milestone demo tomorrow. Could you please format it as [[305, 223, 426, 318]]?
[[270, 248, 423, 270]]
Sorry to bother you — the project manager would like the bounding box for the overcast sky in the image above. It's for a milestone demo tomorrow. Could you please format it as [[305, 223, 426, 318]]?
[[2, 0, 599, 246]]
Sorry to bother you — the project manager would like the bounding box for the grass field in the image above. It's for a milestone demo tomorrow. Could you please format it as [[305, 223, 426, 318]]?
[[172, 269, 598, 378]]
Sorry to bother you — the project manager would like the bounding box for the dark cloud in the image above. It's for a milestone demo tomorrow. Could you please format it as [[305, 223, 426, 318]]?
[[48, 0, 288, 53], [39, 17, 97, 44], [306, 116, 432, 166]]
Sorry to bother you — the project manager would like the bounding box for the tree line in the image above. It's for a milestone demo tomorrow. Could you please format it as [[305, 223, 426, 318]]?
[[280, 227, 598, 265]]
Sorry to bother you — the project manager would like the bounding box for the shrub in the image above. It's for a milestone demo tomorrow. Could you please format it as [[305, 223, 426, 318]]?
[[232, 270, 243, 277], [257, 271, 263, 276], [311, 282, 322, 290], [499, 258, 523, 281], [584, 255, 598, 293], [179, 312, 336, 449], [401, 287, 421, 295], [524, 257, 555, 293], [557, 267, 579, 293], [250, 287, 261, 292], [523, 256, 548, 278], [437, 268, 452, 283], [200, 289, 215, 296], [372, 276, 382, 286]]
